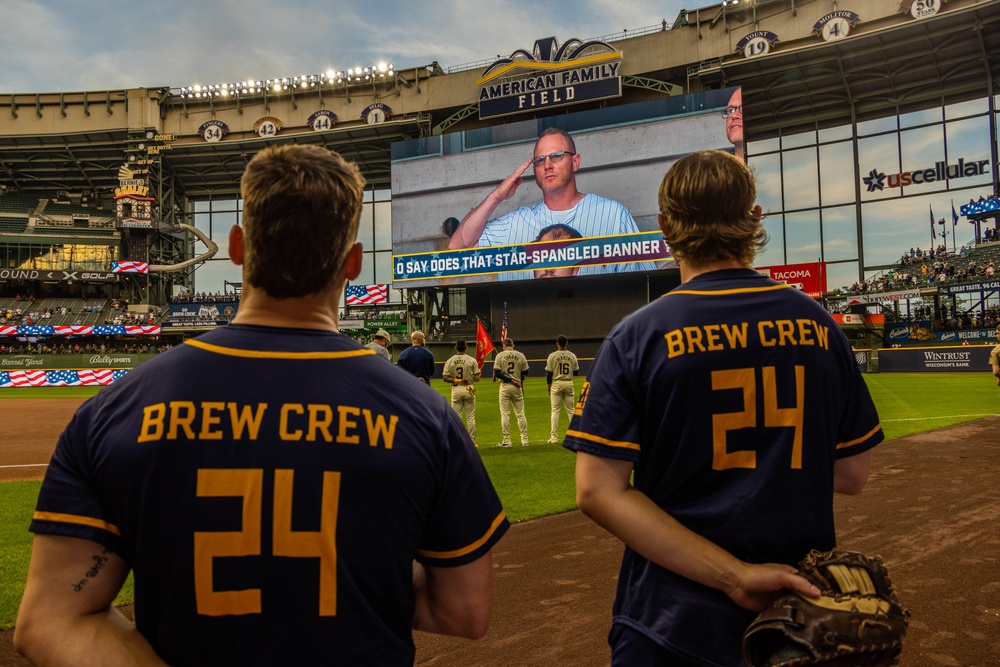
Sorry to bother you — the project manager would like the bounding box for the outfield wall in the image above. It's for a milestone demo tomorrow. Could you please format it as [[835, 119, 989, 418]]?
[[0, 354, 155, 369], [877, 346, 994, 372]]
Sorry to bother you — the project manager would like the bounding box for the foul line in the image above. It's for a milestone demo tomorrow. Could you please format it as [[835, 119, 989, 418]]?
[[881, 413, 997, 422], [0, 463, 49, 469]]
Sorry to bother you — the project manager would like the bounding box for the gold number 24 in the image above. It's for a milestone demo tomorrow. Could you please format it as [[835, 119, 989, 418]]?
[[194, 468, 340, 617], [711, 366, 805, 470]]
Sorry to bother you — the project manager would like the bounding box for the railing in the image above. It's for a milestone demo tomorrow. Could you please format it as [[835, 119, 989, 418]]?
[[447, 22, 674, 74]]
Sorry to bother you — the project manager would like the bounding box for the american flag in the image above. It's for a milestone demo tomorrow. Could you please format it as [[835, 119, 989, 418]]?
[[0, 369, 129, 387], [112, 261, 149, 274], [346, 284, 388, 306], [500, 301, 508, 342]]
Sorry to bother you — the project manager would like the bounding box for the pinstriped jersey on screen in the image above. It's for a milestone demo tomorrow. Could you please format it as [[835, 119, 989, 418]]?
[[563, 268, 883, 667], [30, 324, 508, 666], [477, 193, 658, 278]]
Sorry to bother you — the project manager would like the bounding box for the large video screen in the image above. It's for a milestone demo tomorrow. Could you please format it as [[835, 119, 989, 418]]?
[[390, 87, 742, 288]]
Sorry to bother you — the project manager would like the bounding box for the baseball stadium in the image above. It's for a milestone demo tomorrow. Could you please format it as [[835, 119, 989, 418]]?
[[2, 0, 1000, 664]]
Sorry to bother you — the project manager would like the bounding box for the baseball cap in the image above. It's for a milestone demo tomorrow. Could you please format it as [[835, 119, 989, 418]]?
[[374, 329, 391, 340]]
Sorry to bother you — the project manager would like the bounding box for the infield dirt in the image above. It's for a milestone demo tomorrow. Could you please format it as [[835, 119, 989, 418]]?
[[1, 398, 997, 666]]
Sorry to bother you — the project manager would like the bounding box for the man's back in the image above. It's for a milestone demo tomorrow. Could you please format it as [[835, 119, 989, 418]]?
[[494, 349, 527, 383], [565, 269, 882, 662], [398, 344, 435, 381], [546, 349, 578, 382], [444, 353, 478, 383], [31, 325, 507, 665]]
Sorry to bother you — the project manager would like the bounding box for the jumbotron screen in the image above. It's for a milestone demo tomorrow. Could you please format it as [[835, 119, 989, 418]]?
[[389, 87, 742, 288]]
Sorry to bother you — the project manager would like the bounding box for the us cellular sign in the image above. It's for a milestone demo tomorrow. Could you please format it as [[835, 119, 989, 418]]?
[[478, 37, 622, 120]]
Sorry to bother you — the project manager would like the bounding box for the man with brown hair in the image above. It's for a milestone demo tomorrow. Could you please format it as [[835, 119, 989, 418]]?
[[565, 150, 882, 666], [16, 144, 508, 666]]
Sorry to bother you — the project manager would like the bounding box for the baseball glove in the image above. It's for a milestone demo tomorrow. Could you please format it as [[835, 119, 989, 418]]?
[[742, 548, 909, 667], [467, 385, 477, 395]]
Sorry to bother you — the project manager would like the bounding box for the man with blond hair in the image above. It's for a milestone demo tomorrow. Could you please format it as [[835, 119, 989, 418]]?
[[565, 150, 883, 665], [16, 144, 508, 666]]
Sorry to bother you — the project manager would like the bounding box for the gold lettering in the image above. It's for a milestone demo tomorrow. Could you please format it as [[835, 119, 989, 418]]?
[[279, 404, 304, 441], [199, 402, 225, 440], [138, 403, 165, 442], [664, 330, 685, 358], [796, 319, 815, 346], [758, 321, 776, 347], [704, 324, 723, 352], [168, 401, 197, 440], [776, 320, 796, 346], [336, 406, 361, 444], [815, 324, 829, 350], [721, 323, 749, 349], [307, 404, 335, 442], [229, 403, 267, 440], [683, 326, 707, 354], [363, 410, 399, 449]]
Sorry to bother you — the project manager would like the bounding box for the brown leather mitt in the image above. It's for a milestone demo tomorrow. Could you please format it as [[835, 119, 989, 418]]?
[[742, 549, 909, 667]]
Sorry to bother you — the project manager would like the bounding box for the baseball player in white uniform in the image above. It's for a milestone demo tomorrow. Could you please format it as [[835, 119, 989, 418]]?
[[442, 339, 482, 443], [545, 335, 579, 443]]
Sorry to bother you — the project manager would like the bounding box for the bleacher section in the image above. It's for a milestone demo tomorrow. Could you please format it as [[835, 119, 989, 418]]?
[[0, 218, 28, 233], [0, 195, 117, 237], [0, 195, 38, 216]]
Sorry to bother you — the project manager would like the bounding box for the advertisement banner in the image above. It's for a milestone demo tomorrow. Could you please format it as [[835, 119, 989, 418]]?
[[878, 347, 992, 372], [938, 280, 1000, 295], [0, 354, 155, 369], [847, 289, 922, 305], [754, 261, 826, 298], [393, 231, 670, 283], [887, 322, 999, 344]]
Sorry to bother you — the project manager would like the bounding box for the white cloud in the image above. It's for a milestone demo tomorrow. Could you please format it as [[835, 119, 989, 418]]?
[[0, 0, 687, 93]]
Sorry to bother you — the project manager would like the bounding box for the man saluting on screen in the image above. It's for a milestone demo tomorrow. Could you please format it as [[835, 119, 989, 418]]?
[[448, 127, 655, 276]]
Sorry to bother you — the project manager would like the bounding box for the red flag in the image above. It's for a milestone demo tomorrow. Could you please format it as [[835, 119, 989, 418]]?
[[475, 318, 495, 370]]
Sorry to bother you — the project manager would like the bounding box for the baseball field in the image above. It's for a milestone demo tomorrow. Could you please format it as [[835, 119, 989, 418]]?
[[1, 374, 998, 665]]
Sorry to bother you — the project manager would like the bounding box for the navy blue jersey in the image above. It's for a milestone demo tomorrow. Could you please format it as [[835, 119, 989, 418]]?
[[397, 344, 435, 382], [563, 269, 882, 667], [31, 324, 508, 666]]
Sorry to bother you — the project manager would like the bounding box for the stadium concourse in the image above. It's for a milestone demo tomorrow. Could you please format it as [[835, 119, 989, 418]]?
[[1, 402, 998, 665]]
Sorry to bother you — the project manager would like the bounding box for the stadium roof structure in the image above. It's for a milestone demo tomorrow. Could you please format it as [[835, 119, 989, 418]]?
[[0, 0, 997, 201]]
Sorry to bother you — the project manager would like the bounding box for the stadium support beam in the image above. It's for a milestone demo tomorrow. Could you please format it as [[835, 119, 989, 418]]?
[[623, 76, 683, 96], [433, 104, 477, 135]]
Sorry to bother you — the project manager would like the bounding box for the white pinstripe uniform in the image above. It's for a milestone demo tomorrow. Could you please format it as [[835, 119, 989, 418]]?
[[477, 194, 657, 280]]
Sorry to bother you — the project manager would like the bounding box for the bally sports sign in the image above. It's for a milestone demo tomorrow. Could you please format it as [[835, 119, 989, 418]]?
[[754, 261, 827, 298], [477, 37, 622, 119]]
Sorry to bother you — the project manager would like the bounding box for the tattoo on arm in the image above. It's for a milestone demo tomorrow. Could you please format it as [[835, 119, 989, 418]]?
[[72, 547, 112, 592]]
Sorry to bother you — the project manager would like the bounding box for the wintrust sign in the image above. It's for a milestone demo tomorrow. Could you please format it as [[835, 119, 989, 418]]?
[[862, 157, 990, 192]]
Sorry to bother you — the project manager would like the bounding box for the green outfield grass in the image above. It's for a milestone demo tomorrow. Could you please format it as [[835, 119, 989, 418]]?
[[0, 372, 997, 629]]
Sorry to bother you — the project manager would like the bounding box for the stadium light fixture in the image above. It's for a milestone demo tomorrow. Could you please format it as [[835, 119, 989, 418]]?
[[175, 63, 394, 99]]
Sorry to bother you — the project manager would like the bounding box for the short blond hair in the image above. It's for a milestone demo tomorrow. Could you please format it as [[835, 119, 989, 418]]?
[[240, 144, 365, 297], [658, 150, 766, 267]]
